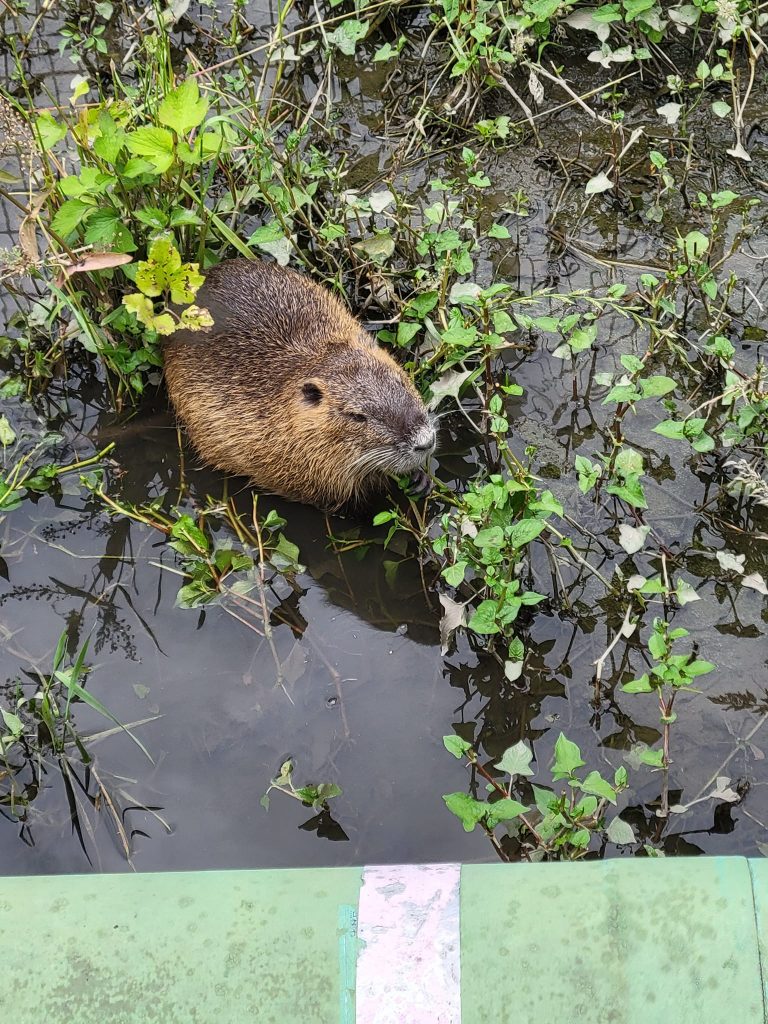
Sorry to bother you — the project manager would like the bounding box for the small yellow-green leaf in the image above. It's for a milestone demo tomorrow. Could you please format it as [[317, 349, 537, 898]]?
[[153, 313, 177, 335], [179, 304, 214, 331], [122, 292, 155, 326], [135, 236, 182, 296], [167, 262, 204, 304]]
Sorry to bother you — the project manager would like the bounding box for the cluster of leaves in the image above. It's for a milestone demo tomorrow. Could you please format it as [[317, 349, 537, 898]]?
[[0, 630, 161, 861], [85, 484, 302, 610], [45, 77, 223, 253], [0, 428, 111, 514], [432, 466, 559, 676], [260, 758, 342, 813], [443, 733, 634, 860], [1, 631, 152, 816], [170, 506, 302, 609], [122, 236, 212, 337], [621, 619, 716, 768], [4, 66, 265, 398]]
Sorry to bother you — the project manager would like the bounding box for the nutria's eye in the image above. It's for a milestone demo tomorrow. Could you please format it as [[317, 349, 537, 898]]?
[[346, 411, 367, 424], [301, 382, 323, 405]]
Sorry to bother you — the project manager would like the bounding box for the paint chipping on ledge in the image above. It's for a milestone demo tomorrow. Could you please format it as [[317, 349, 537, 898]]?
[[356, 863, 461, 1024]]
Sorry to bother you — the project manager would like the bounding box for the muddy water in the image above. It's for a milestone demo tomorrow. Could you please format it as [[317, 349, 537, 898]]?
[[1, 2, 767, 872]]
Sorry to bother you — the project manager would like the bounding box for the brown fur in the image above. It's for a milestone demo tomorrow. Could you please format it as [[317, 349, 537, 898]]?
[[163, 259, 435, 509]]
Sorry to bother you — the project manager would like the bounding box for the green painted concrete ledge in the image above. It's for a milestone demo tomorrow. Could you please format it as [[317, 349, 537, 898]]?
[[2, 857, 767, 1023]]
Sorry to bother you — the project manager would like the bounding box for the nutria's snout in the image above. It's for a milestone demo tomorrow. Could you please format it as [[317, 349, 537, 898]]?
[[400, 420, 438, 473], [412, 422, 438, 456]]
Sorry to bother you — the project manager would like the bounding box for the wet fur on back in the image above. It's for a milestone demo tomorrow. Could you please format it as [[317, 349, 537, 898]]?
[[163, 259, 435, 509]]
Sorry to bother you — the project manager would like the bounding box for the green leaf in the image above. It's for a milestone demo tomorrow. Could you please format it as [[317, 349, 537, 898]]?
[[508, 636, 524, 662], [569, 827, 591, 848], [685, 659, 716, 678], [327, 18, 367, 56], [467, 600, 500, 635], [640, 747, 665, 767], [495, 740, 534, 777], [488, 223, 511, 239], [83, 209, 136, 253], [575, 455, 601, 493], [675, 579, 700, 606], [530, 315, 559, 332], [493, 310, 515, 334], [639, 376, 677, 398], [681, 230, 709, 262], [620, 354, 644, 373], [396, 321, 421, 346], [443, 735, 473, 759], [692, 434, 715, 453], [354, 231, 395, 261], [711, 189, 738, 209], [623, 0, 656, 19], [581, 771, 617, 805], [648, 630, 667, 660], [170, 514, 209, 554], [442, 324, 478, 347], [614, 765, 628, 788], [374, 39, 405, 61], [35, 112, 68, 149], [486, 798, 529, 828], [603, 384, 642, 405], [122, 158, 157, 178], [621, 673, 653, 693], [652, 419, 686, 440], [606, 816, 635, 845], [606, 478, 647, 509], [125, 126, 175, 173], [169, 208, 203, 227], [136, 236, 180, 295], [473, 526, 504, 548], [1, 708, 23, 736], [575, 796, 598, 818], [442, 792, 487, 832], [406, 291, 439, 318], [0, 415, 16, 446], [372, 510, 397, 526], [158, 78, 209, 135], [568, 324, 597, 352], [122, 292, 155, 327], [93, 109, 126, 163], [552, 733, 585, 780], [135, 205, 169, 229], [51, 198, 94, 236], [442, 561, 467, 587], [614, 446, 644, 475], [507, 518, 545, 547]]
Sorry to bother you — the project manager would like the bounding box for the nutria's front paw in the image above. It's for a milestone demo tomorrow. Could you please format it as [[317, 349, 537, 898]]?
[[404, 469, 433, 498]]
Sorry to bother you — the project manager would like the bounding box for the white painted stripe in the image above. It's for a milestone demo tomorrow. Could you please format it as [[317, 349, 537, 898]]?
[[356, 863, 461, 1024]]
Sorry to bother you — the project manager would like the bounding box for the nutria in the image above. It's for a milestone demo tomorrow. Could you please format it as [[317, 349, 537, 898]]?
[[163, 259, 437, 510]]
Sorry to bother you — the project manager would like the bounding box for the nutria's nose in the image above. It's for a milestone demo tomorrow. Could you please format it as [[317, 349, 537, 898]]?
[[412, 424, 437, 454]]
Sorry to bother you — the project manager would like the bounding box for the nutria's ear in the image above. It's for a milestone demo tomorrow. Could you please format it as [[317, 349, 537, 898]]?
[[301, 380, 324, 405]]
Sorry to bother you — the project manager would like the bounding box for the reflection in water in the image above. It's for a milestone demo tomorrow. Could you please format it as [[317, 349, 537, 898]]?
[[1, 2, 767, 872]]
